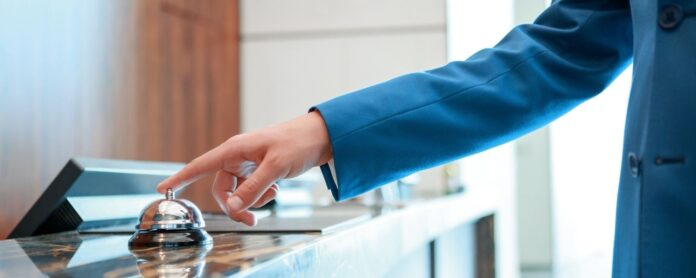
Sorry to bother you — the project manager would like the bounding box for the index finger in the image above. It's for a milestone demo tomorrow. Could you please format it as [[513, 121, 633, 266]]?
[[157, 147, 226, 193]]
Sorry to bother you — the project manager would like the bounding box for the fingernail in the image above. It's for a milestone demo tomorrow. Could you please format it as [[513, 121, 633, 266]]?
[[227, 196, 243, 212]]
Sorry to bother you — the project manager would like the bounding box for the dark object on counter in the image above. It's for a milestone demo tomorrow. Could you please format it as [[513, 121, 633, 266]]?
[[9, 158, 184, 239], [128, 189, 212, 248]]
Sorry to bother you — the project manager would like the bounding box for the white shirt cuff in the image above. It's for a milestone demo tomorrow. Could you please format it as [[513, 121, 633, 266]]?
[[328, 159, 338, 189]]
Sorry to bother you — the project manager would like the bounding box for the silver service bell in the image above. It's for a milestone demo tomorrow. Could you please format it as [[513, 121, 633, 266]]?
[[128, 188, 213, 248]]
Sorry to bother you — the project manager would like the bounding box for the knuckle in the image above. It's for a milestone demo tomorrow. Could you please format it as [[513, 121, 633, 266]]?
[[234, 187, 256, 205], [241, 176, 262, 191], [185, 162, 200, 176], [264, 154, 284, 169], [225, 134, 243, 144], [252, 130, 276, 146]]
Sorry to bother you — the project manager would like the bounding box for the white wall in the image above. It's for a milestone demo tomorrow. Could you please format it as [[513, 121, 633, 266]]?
[[515, 128, 554, 269], [240, 0, 447, 131]]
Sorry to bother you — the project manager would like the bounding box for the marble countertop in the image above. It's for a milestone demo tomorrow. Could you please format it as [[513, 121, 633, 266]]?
[[0, 190, 498, 277]]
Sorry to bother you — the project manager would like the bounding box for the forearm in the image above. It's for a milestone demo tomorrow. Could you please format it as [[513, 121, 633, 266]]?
[[314, 0, 633, 201]]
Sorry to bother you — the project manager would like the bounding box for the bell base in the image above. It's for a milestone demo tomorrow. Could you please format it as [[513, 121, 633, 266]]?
[[128, 229, 213, 249]]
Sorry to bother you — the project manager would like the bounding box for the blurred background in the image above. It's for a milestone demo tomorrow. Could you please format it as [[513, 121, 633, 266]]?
[[0, 0, 632, 277]]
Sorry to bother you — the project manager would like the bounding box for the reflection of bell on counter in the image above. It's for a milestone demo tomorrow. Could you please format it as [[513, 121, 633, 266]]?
[[129, 188, 213, 248], [130, 241, 212, 277]]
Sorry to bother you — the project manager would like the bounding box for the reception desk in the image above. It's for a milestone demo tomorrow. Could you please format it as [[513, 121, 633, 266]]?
[[0, 191, 498, 277]]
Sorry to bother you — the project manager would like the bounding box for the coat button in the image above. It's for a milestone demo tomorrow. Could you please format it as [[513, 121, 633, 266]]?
[[628, 152, 641, 178], [659, 4, 684, 30]]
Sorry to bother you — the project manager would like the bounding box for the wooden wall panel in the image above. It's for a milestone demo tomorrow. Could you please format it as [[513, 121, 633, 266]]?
[[0, 0, 239, 239]]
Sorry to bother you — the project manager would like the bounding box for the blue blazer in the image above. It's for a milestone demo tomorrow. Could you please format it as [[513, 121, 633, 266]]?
[[314, 0, 695, 276]]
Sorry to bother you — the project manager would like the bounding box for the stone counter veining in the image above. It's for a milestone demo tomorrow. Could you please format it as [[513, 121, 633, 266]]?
[[0, 190, 497, 277]]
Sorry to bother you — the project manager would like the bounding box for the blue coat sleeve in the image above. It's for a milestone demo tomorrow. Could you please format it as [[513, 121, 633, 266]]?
[[312, 0, 633, 201]]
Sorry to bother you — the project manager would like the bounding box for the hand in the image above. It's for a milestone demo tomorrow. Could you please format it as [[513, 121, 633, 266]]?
[[157, 111, 333, 226]]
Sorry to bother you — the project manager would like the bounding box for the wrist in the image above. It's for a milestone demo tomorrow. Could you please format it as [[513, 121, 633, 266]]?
[[308, 111, 333, 165]]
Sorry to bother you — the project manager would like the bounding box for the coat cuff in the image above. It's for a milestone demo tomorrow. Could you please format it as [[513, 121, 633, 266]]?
[[309, 107, 344, 201], [319, 162, 341, 201]]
